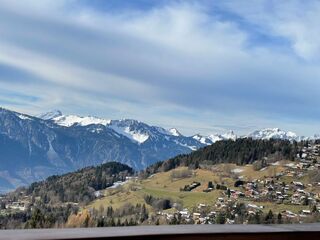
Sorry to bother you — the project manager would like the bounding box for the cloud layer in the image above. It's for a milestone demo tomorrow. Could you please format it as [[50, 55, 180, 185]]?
[[0, 0, 319, 136]]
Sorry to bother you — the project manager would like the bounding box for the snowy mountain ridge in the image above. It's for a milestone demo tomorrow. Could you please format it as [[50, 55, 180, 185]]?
[[41, 110, 318, 144], [37, 110, 62, 120], [246, 128, 298, 141]]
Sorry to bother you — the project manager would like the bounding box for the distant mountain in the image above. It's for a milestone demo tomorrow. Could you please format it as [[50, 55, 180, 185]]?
[[168, 128, 182, 137], [193, 128, 312, 144], [52, 114, 111, 127], [0, 108, 204, 192], [37, 110, 62, 120], [0, 107, 318, 192], [192, 130, 237, 145], [246, 128, 298, 141]]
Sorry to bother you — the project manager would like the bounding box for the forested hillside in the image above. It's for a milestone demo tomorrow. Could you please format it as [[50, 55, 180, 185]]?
[[146, 138, 298, 174], [7, 162, 133, 207], [0, 162, 134, 228], [26, 162, 133, 204]]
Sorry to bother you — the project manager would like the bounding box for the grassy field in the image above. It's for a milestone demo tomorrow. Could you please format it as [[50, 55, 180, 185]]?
[[256, 201, 308, 214], [88, 166, 229, 211], [89, 181, 223, 211]]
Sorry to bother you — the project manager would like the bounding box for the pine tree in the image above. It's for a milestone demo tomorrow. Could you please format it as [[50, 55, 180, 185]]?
[[216, 213, 226, 224], [265, 210, 274, 224], [129, 218, 135, 226], [277, 213, 282, 224], [83, 215, 90, 228], [29, 208, 45, 229], [116, 219, 121, 226], [140, 204, 148, 222], [155, 218, 160, 225], [124, 219, 129, 226], [227, 188, 231, 198], [107, 206, 114, 217], [97, 217, 104, 227]]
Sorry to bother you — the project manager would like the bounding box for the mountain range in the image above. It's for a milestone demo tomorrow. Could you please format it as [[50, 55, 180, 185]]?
[[0, 107, 319, 192]]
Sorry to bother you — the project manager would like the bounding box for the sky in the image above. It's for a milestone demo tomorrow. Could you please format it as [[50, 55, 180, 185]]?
[[0, 0, 320, 136]]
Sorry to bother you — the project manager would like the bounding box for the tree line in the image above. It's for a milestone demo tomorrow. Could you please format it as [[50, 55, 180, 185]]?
[[144, 138, 299, 175]]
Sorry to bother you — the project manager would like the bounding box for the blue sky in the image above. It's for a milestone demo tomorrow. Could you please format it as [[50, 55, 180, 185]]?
[[0, 0, 320, 136]]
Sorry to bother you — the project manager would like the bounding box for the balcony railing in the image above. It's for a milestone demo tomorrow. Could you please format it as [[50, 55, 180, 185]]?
[[1, 224, 320, 240]]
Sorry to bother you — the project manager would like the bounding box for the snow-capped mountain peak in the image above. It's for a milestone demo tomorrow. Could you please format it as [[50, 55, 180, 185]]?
[[37, 110, 62, 120], [192, 134, 212, 145], [312, 134, 320, 140], [208, 134, 224, 143], [35, 110, 317, 145], [221, 130, 237, 141], [247, 128, 297, 140], [168, 128, 182, 137], [108, 119, 150, 144], [52, 115, 111, 127], [193, 130, 237, 145]]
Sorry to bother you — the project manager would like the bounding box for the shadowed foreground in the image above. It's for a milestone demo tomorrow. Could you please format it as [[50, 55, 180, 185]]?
[[1, 224, 320, 240]]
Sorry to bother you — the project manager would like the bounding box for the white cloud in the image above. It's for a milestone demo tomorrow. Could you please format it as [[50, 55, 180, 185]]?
[[0, 0, 320, 136], [221, 0, 320, 60]]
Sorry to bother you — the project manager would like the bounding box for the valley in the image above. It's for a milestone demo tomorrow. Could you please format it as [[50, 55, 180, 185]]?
[[1, 139, 320, 228]]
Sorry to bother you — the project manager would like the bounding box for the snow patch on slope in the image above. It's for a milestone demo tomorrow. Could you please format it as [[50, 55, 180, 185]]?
[[17, 114, 32, 120], [53, 115, 111, 127], [193, 131, 237, 145], [208, 134, 224, 143], [108, 124, 149, 144], [169, 128, 182, 136], [38, 110, 62, 120], [192, 134, 212, 145], [221, 131, 237, 141]]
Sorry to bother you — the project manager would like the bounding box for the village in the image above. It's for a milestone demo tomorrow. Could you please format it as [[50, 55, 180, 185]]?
[[156, 142, 320, 224], [1, 142, 320, 226]]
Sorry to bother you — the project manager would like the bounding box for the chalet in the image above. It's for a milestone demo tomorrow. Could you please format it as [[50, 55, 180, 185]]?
[[226, 219, 235, 224], [193, 212, 201, 221], [247, 204, 263, 213], [293, 181, 304, 188], [281, 210, 298, 219], [302, 210, 311, 215], [217, 198, 224, 203], [179, 209, 190, 218], [198, 203, 206, 209], [6, 201, 27, 211], [296, 189, 305, 194]]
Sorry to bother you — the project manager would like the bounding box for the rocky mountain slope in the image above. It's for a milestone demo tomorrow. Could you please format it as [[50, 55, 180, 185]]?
[[0, 108, 204, 192]]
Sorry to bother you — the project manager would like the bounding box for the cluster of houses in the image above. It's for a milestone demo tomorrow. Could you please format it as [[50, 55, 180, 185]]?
[[157, 143, 320, 224], [296, 143, 320, 169], [0, 193, 31, 214], [3, 200, 30, 212], [159, 188, 319, 225]]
